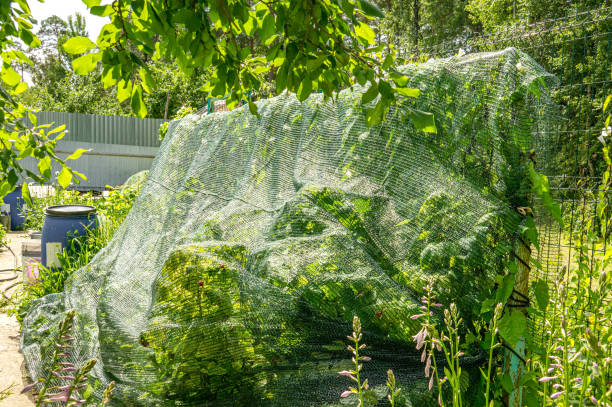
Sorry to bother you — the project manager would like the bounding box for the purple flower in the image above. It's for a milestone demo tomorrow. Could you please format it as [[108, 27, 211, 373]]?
[[340, 390, 352, 398], [411, 313, 426, 320], [538, 376, 558, 382], [591, 395, 599, 405], [338, 370, 356, 381], [361, 356, 371, 361], [45, 389, 70, 402], [550, 390, 565, 399], [21, 382, 38, 393]]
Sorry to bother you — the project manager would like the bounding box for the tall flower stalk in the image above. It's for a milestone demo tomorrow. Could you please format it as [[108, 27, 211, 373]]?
[[339, 316, 372, 407]]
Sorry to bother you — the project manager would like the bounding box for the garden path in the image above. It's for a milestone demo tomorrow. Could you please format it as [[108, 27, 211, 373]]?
[[0, 232, 36, 406]]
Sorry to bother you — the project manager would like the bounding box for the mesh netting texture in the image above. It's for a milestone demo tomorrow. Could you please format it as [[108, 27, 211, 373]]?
[[21, 48, 559, 406]]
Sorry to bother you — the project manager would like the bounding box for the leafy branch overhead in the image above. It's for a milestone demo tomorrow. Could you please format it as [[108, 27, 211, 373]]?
[[67, 0, 433, 130], [0, 2, 88, 199]]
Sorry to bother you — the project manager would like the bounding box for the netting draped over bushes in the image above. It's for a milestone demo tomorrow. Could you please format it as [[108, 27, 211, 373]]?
[[21, 48, 558, 406]]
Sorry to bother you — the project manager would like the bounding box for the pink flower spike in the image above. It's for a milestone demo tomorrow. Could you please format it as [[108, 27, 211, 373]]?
[[591, 396, 599, 405], [21, 382, 38, 393], [340, 390, 352, 398], [46, 390, 70, 402], [338, 371, 357, 381], [538, 376, 558, 382], [433, 303, 443, 307], [361, 356, 371, 361], [410, 313, 426, 320], [552, 383, 563, 389], [550, 390, 565, 399], [572, 378, 582, 383]]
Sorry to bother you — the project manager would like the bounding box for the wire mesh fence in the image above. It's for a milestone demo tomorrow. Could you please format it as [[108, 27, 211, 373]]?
[[414, 6, 612, 303]]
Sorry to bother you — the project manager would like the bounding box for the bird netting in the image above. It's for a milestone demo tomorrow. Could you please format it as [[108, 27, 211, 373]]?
[[21, 47, 559, 406]]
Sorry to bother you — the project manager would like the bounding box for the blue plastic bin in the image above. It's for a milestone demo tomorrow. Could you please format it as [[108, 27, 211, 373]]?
[[4, 188, 25, 230], [41, 205, 98, 268]]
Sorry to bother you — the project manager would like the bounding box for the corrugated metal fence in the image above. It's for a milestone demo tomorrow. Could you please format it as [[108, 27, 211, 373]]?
[[22, 111, 165, 189], [25, 111, 164, 147]]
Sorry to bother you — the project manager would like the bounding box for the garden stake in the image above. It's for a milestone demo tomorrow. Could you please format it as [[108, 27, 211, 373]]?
[[503, 226, 532, 407]]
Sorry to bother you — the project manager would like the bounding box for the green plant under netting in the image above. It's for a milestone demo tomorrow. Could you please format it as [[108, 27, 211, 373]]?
[[20, 48, 561, 406], [11, 176, 145, 325]]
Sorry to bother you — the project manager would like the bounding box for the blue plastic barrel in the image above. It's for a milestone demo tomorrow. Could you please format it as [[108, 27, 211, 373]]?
[[41, 205, 98, 268], [4, 188, 25, 230]]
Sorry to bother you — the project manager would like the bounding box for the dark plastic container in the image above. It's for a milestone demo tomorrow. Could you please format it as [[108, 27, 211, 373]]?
[[4, 188, 25, 230], [41, 205, 98, 268]]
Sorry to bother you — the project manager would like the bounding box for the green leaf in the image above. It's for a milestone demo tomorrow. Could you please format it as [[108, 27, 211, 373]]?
[[248, 102, 260, 119], [37, 156, 52, 179], [117, 79, 132, 103], [365, 99, 386, 126], [521, 216, 539, 251], [82, 0, 101, 6], [66, 148, 89, 160], [90, 4, 114, 16], [130, 84, 147, 118], [139, 67, 155, 93], [604, 94, 612, 113], [72, 52, 102, 75], [355, 22, 376, 44], [361, 82, 378, 105], [21, 183, 32, 207], [297, 78, 312, 102], [496, 273, 515, 303], [356, 0, 385, 18], [532, 280, 549, 311], [409, 109, 437, 133], [498, 311, 526, 347], [259, 14, 275, 43], [57, 166, 73, 188], [1, 66, 21, 87], [528, 163, 563, 226], [396, 87, 421, 98], [62, 36, 96, 54], [390, 72, 409, 87]]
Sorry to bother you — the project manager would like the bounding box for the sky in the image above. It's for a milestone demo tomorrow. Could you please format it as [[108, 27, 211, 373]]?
[[28, 0, 111, 40]]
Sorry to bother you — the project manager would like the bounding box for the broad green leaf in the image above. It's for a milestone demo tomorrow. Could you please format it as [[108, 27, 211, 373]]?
[[365, 99, 386, 126], [57, 166, 73, 188], [1, 66, 20, 87], [297, 78, 312, 102], [130, 84, 147, 118], [357, 0, 385, 18], [90, 4, 113, 16], [37, 156, 51, 179], [259, 14, 275, 43], [66, 148, 89, 160], [82, 0, 101, 6], [495, 273, 515, 303], [27, 111, 37, 126], [62, 36, 96, 54], [248, 102, 260, 119], [528, 163, 563, 226], [532, 280, 549, 311], [409, 109, 437, 133], [72, 52, 102, 75], [21, 183, 32, 207], [498, 311, 526, 347], [396, 87, 421, 98], [361, 82, 378, 105], [139, 67, 155, 93], [355, 22, 376, 44], [521, 216, 539, 251], [117, 79, 132, 103]]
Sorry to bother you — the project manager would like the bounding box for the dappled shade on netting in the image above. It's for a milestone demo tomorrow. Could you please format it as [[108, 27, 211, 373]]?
[[21, 48, 558, 406]]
